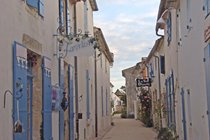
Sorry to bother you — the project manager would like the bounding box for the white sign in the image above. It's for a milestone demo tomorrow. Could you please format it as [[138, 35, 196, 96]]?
[[66, 38, 96, 57]]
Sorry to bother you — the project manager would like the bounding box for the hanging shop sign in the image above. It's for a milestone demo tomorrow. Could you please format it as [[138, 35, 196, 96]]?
[[52, 86, 61, 111], [136, 78, 151, 87], [66, 37, 96, 57]]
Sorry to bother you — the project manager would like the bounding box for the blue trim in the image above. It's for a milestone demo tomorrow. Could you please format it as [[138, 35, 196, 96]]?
[[13, 41, 28, 140], [171, 72, 176, 126], [181, 88, 187, 140], [59, 0, 64, 27], [165, 79, 170, 127], [26, 0, 38, 8], [42, 57, 53, 140], [38, 0, 44, 17], [167, 12, 172, 46]]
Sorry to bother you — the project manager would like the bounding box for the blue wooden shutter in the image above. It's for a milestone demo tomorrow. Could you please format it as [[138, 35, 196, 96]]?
[[42, 57, 52, 140], [59, 0, 64, 27], [167, 12, 172, 46], [26, 0, 38, 8], [38, 0, 44, 16], [180, 88, 187, 140], [165, 79, 170, 127], [59, 59, 65, 140], [13, 42, 28, 140], [86, 70, 90, 119], [169, 76, 172, 127], [171, 72, 176, 126], [68, 65, 74, 140]]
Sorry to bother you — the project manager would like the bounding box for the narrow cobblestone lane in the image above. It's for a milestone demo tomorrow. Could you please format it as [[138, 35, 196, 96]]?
[[100, 115, 157, 140]]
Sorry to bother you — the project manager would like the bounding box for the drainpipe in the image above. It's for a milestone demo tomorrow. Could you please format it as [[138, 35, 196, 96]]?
[[73, 3, 77, 36], [94, 49, 98, 137], [74, 56, 79, 140], [154, 55, 162, 128]]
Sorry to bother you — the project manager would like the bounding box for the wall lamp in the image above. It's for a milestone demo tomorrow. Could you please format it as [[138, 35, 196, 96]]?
[[156, 7, 174, 36]]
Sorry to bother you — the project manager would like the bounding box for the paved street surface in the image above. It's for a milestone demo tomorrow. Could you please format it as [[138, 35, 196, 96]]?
[[101, 115, 157, 140]]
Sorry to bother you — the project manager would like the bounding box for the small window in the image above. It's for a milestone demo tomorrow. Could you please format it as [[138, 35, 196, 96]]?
[[26, 0, 44, 17], [160, 55, 165, 74], [206, 0, 210, 16]]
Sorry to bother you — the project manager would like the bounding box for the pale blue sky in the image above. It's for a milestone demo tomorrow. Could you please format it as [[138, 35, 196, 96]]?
[[94, 0, 160, 92]]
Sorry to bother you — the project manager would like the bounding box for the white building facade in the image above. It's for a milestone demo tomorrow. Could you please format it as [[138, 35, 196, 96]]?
[[0, 0, 113, 140]]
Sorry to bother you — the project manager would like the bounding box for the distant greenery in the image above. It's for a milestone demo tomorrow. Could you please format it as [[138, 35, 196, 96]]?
[[120, 108, 127, 118], [157, 128, 179, 140]]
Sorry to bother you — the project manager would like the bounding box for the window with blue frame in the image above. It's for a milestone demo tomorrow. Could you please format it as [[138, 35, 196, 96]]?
[[59, 0, 71, 35], [166, 12, 172, 46], [206, 0, 210, 16], [26, 0, 44, 17]]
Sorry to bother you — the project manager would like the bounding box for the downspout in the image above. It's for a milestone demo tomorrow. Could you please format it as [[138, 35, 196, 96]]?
[[73, 3, 77, 36], [74, 56, 79, 140], [58, 1, 63, 139], [94, 49, 98, 137], [73, 3, 79, 139], [154, 55, 162, 128], [65, 0, 68, 34]]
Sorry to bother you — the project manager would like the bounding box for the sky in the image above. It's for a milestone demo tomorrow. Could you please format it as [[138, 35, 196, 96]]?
[[94, 0, 160, 92]]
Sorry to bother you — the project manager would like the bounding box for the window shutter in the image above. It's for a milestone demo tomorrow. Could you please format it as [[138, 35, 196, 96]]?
[[13, 42, 28, 140], [165, 79, 170, 127], [167, 12, 172, 46], [38, 0, 44, 16], [42, 57, 52, 140], [160, 55, 165, 74], [26, 0, 38, 8]]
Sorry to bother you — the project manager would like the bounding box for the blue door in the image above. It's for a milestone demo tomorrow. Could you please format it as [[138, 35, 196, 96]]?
[[204, 44, 210, 137], [42, 57, 53, 140], [181, 88, 187, 140], [13, 42, 28, 140], [68, 65, 74, 140]]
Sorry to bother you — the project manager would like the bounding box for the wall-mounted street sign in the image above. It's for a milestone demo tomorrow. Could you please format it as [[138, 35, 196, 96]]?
[[136, 78, 151, 87], [66, 37, 96, 57]]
